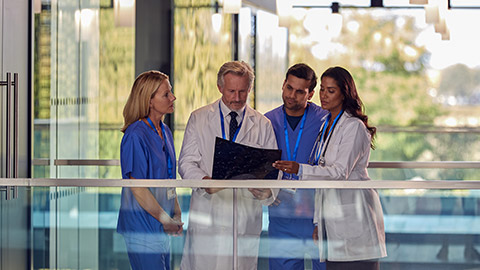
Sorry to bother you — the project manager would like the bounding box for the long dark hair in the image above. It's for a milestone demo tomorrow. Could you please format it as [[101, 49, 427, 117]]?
[[321, 66, 376, 149]]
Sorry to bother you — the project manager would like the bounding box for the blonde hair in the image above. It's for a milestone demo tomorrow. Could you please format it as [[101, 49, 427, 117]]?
[[217, 61, 255, 89], [121, 70, 168, 133]]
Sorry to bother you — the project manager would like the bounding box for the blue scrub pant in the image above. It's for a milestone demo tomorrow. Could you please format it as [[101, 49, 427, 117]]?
[[268, 217, 325, 270], [123, 233, 170, 270]]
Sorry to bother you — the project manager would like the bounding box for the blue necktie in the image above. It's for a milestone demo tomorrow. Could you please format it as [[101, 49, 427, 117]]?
[[229, 111, 238, 141]]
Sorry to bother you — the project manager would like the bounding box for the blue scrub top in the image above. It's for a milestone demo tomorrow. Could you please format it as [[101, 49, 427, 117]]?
[[265, 102, 328, 219], [117, 120, 176, 234]]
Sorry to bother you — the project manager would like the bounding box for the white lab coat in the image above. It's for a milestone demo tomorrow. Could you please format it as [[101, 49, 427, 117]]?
[[299, 112, 387, 262], [179, 99, 278, 270]]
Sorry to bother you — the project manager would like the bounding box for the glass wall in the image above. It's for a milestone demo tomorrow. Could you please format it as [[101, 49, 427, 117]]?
[[30, 0, 480, 269], [255, 10, 288, 114], [33, 0, 134, 268], [33, 0, 132, 179], [4, 180, 480, 269]]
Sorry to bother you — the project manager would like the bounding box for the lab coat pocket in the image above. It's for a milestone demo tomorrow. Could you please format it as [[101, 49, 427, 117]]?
[[327, 203, 366, 240]]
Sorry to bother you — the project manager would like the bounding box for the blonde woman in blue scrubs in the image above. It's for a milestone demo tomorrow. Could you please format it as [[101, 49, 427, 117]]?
[[274, 67, 386, 270], [117, 71, 183, 270]]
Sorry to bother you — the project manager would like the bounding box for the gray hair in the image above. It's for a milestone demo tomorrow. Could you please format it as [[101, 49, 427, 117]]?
[[217, 61, 255, 89]]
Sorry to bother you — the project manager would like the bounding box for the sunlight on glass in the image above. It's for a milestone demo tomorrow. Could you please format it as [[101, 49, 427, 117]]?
[[223, 0, 241, 14], [310, 43, 328, 60], [277, 0, 293, 27], [384, 37, 392, 47], [303, 9, 322, 35], [211, 13, 222, 33], [80, 9, 95, 28], [239, 8, 251, 37], [347, 20, 359, 33], [425, 4, 440, 24], [119, 0, 134, 7], [69, 207, 79, 219], [290, 34, 297, 43], [447, 96, 457, 106], [291, 7, 307, 20], [403, 45, 418, 58], [445, 117, 458, 126], [467, 117, 478, 126], [114, 0, 135, 27], [295, 0, 370, 6], [328, 13, 343, 38], [75, 9, 98, 41], [274, 28, 288, 57], [395, 16, 406, 28], [311, 42, 346, 61], [426, 69, 440, 84], [428, 88, 438, 97], [434, 18, 447, 34]]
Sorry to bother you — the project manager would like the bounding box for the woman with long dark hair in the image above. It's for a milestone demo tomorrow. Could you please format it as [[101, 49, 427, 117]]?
[[274, 66, 387, 270]]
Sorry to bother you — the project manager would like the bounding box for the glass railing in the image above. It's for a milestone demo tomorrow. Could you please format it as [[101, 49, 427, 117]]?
[[1, 178, 480, 269]]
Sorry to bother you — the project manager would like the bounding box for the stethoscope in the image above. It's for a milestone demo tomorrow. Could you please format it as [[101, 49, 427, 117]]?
[[307, 110, 344, 166]]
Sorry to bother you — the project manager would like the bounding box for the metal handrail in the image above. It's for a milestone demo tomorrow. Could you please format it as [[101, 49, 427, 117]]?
[[2, 178, 480, 189], [54, 159, 120, 166], [31, 159, 480, 169]]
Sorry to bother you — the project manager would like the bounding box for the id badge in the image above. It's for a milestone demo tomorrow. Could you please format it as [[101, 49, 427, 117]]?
[[167, 187, 176, 200]]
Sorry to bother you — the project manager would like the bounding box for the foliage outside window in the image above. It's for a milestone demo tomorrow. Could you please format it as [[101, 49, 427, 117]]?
[[173, 1, 232, 155], [288, 8, 480, 181]]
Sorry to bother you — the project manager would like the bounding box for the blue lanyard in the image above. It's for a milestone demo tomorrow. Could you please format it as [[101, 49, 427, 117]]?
[[314, 110, 343, 164], [219, 102, 246, 142], [146, 117, 174, 179], [283, 105, 308, 161]]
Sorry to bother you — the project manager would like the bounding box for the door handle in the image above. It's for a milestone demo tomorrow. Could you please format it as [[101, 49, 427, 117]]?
[[13, 73, 18, 199], [0, 72, 19, 200]]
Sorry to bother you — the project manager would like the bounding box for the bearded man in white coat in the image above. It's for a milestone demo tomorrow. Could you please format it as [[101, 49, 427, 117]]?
[[178, 61, 278, 270]]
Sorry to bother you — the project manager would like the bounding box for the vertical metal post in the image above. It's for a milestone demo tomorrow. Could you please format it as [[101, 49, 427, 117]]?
[[233, 188, 238, 270], [232, 14, 239, 61]]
